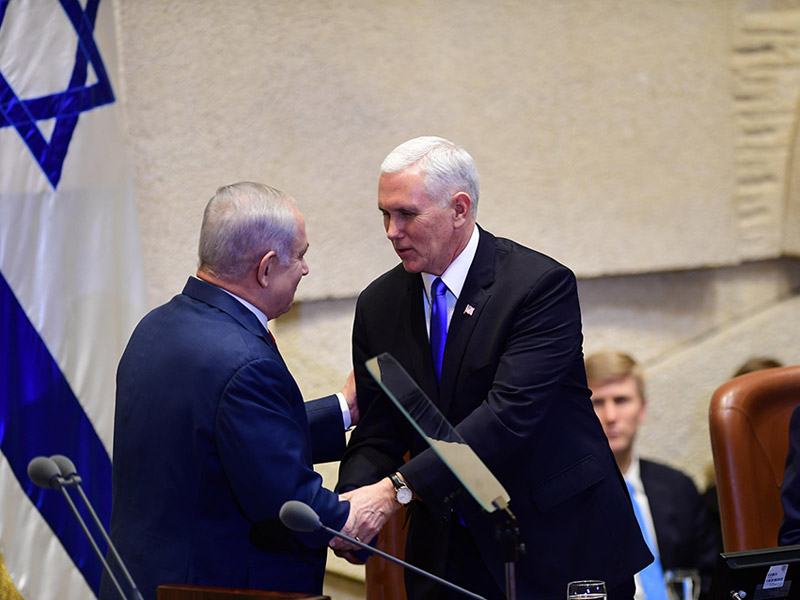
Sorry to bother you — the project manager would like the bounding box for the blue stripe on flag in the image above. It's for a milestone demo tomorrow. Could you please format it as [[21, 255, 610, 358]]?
[[0, 270, 113, 595]]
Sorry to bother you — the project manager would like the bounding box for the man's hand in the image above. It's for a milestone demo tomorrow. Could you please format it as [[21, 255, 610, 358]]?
[[340, 370, 359, 426], [331, 477, 399, 561]]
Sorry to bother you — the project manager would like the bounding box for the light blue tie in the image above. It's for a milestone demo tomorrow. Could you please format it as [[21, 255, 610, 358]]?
[[626, 479, 669, 600], [429, 277, 448, 381]]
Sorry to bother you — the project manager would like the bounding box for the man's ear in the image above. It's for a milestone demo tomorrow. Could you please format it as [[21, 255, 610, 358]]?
[[452, 192, 472, 227], [257, 251, 278, 288]]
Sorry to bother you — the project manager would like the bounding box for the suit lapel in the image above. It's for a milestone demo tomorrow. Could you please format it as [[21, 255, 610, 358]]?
[[438, 228, 496, 415]]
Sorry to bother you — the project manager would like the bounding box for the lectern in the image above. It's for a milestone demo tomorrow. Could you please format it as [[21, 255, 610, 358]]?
[[157, 584, 328, 600]]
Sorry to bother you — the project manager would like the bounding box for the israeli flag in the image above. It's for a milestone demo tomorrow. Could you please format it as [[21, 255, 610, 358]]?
[[0, 1, 147, 598]]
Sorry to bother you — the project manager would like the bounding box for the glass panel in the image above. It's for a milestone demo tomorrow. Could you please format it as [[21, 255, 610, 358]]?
[[366, 353, 510, 513]]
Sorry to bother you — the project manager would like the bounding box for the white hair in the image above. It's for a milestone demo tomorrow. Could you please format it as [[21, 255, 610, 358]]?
[[381, 136, 479, 217]]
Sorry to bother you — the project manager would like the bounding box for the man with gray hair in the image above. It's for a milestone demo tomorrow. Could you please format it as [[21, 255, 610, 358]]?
[[102, 182, 363, 600], [336, 137, 652, 599]]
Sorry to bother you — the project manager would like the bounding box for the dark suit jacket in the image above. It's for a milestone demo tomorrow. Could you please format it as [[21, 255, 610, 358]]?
[[780, 405, 800, 545], [338, 227, 652, 599], [100, 277, 349, 600], [639, 459, 720, 597]]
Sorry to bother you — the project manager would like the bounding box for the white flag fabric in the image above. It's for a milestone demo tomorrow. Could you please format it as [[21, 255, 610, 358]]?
[[0, 1, 147, 598]]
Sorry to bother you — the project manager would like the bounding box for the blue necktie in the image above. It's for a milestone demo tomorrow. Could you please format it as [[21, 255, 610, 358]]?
[[429, 277, 448, 381], [626, 480, 669, 600]]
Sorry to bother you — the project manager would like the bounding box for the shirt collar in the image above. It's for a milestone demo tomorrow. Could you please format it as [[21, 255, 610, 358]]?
[[624, 454, 644, 494], [422, 224, 479, 300], [219, 287, 271, 334]]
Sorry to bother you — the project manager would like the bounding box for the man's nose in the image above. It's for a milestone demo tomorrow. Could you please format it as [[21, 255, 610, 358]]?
[[385, 218, 401, 240]]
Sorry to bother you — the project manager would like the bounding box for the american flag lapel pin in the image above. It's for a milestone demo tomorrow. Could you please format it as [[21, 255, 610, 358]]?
[[464, 304, 475, 316]]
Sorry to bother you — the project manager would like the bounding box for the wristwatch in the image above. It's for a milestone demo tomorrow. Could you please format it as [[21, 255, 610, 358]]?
[[389, 472, 413, 505]]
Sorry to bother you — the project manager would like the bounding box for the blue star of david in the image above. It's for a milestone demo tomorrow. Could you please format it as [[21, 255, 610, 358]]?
[[0, 0, 115, 189]]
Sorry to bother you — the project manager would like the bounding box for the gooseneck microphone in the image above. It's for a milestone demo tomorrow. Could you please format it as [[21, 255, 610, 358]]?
[[27, 455, 63, 489], [279, 500, 487, 600], [51, 455, 143, 600], [27, 455, 143, 600]]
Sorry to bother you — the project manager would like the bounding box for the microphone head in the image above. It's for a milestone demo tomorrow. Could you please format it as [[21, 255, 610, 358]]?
[[50, 454, 77, 479], [279, 500, 322, 533], [28, 456, 63, 489]]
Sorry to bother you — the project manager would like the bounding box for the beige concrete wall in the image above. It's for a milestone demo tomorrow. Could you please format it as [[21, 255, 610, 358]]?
[[118, 0, 800, 306], [112, 0, 800, 594]]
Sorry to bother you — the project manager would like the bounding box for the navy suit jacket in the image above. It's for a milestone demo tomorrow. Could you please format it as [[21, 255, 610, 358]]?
[[640, 459, 720, 598], [101, 277, 349, 600], [780, 405, 800, 545], [338, 227, 652, 599]]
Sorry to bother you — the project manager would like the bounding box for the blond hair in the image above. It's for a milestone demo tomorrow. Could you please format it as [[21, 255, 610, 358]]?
[[585, 350, 646, 399]]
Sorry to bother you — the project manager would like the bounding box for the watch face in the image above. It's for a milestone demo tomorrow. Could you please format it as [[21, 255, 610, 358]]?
[[396, 486, 413, 505]]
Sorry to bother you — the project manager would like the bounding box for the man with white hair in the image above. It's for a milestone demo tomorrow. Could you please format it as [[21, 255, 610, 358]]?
[[336, 137, 652, 599]]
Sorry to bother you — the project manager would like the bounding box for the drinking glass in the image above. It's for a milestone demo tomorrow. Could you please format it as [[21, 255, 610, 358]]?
[[567, 579, 607, 600], [664, 569, 701, 600]]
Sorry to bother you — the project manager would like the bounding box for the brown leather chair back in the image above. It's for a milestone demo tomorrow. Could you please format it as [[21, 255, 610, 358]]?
[[709, 365, 800, 552]]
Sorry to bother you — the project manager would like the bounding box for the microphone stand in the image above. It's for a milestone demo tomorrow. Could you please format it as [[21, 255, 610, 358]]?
[[322, 522, 487, 600], [59, 472, 144, 600], [28, 456, 143, 600], [53, 476, 130, 600], [492, 505, 523, 600], [280, 501, 487, 600]]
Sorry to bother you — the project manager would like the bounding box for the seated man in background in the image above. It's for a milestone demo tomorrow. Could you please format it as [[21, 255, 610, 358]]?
[[780, 403, 800, 546], [586, 350, 719, 600]]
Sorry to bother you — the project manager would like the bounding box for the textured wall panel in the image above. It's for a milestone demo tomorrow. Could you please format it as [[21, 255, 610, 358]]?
[[733, 10, 800, 259], [119, 0, 749, 305]]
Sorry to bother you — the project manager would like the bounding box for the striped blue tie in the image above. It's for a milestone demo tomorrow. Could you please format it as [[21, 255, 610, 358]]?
[[626, 479, 669, 600], [429, 277, 448, 381]]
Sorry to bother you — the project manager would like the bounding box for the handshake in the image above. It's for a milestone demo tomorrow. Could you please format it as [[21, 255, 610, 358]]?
[[329, 375, 409, 561], [331, 475, 411, 563]]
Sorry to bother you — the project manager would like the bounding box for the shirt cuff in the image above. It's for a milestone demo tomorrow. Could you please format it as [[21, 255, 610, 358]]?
[[336, 392, 351, 430]]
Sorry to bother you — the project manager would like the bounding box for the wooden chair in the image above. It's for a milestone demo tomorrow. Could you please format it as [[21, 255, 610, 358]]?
[[365, 506, 408, 600], [709, 365, 800, 552]]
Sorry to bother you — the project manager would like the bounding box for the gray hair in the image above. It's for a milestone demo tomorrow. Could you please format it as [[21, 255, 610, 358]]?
[[380, 136, 479, 217], [198, 182, 298, 281]]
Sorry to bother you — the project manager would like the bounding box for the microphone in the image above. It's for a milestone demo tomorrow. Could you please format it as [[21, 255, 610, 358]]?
[[51, 454, 143, 600], [50, 454, 79, 481], [27, 455, 144, 600], [279, 499, 322, 532], [27, 456, 63, 489], [280, 500, 487, 600]]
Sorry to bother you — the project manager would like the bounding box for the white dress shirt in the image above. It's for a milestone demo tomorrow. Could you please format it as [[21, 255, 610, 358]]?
[[626, 455, 662, 600], [421, 225, 480, 336]]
